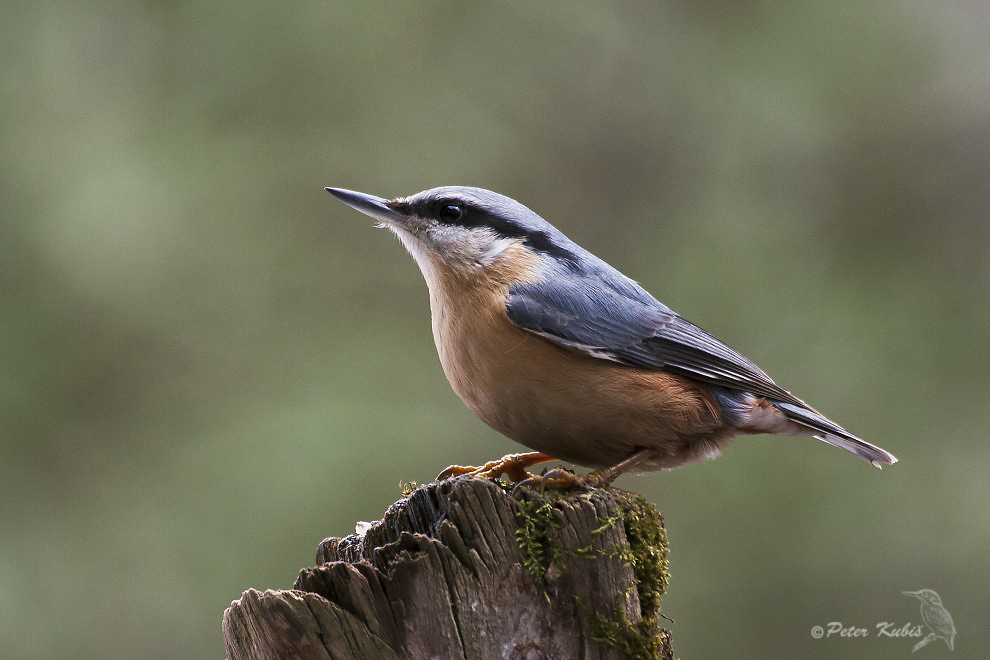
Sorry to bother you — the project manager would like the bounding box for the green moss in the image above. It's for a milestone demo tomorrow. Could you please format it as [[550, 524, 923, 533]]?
[[585, 491, 670, 659], [492, 477, 515, 493], [584, 599, 668, 660], [613, 491, 669, 620], [398, 480, 418, 497], [514, 492, 563, 593], [512, 484, 671, 657]]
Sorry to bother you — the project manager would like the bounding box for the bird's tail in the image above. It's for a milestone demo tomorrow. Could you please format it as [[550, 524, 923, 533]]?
[[771, 400, 898, 469]]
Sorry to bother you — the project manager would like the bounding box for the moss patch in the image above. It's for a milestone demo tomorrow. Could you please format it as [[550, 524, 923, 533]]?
[[586, 491, 670, 659], [612, 491, 669, 619], [510, 482, 671, 657], [513, 491, 564, 592], [585, 599, 668, 660]]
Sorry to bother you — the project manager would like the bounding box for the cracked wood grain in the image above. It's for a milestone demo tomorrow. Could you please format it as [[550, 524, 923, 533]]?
[[223, 477, 674, 659]]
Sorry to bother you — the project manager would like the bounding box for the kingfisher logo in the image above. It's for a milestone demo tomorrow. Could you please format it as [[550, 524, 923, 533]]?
[[809, 588, 956, 653], [902, 590, 956, 652]]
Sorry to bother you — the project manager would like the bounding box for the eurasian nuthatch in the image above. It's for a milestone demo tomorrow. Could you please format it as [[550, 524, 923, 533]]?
[[326, 186, 897, 486]]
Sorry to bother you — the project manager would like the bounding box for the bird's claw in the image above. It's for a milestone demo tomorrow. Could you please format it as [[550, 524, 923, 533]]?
[[511, 467, 604, 495], [436, 452, 556, 483]]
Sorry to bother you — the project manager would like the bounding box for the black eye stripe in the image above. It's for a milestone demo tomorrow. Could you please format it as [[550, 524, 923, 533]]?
[[476, 218, 581, 267], [427, 199, 581, 267]]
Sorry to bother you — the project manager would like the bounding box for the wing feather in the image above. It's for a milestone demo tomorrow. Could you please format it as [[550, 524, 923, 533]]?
[[502, 263, 896, 466], [505, 278, 803, 406]]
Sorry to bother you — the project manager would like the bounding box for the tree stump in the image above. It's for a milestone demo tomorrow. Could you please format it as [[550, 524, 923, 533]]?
[[222, 476, 674, 659]]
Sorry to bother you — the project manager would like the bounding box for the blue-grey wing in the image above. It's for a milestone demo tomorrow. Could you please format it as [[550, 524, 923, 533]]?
[[505, 272, 899, 468], [505, 276, 804, 407]]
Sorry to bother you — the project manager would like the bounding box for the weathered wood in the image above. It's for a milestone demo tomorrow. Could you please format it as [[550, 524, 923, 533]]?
[[223, 476, 674, 659]]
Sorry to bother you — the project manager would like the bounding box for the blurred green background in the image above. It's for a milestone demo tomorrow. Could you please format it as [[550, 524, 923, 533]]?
[[3, 1, 989, 658]]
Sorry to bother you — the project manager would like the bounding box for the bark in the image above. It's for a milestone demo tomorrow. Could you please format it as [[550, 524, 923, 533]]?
[[223, 476, 674, 659]]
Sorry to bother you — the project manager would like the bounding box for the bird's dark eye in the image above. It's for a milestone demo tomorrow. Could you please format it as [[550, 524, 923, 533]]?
[[438, 204, 463, 223]]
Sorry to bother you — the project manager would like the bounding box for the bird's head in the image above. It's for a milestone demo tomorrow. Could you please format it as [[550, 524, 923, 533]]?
[[326, 186, 582, 287], [903, 590, 942, 605]]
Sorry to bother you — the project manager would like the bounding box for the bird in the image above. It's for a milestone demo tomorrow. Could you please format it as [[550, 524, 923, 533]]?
[[903, 590, 955, 652], [325, 185, 897, 487]]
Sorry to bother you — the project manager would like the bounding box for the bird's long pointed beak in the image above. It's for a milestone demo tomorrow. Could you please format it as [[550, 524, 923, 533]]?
[[325, 187, 410, 227], [902, 591, 920, 597]]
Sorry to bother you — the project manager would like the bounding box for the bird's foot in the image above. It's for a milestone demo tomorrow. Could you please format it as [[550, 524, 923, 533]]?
[[512, 467, 611, 493], [436, 452, 556, 483], [512, 448, 658, 493]]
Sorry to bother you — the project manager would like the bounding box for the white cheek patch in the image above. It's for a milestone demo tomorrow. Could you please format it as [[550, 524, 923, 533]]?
[[427, 224, 515, 268], [386, 221, 524, 283], [477, 237, 516, 266], [388, 225, 440, 284]]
